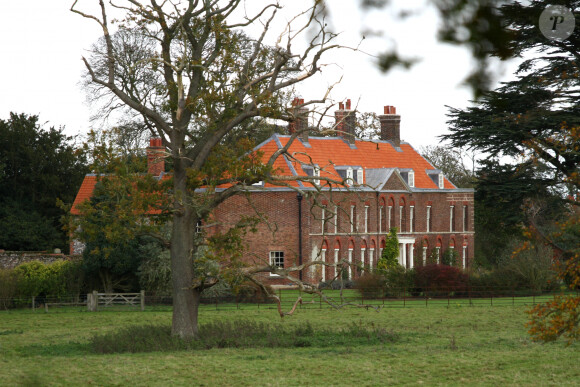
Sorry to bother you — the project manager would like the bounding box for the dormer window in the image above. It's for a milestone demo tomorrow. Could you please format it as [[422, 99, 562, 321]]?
[[400, 170, 414, 187], [346, 168, 354, 183], [337, 166, 362, 186], [427, 169, 444, 189], [303, 165, 320, 185]]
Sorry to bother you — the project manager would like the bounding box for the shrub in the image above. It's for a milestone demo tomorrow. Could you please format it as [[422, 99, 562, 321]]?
[[427, 249, 439, 265], [441, 248, 459, 266], [376, 228, 399, 274], [500, 242, 557, 293], [415, 264, 468, 296], [384, 266, 416, 297], [319, 279, 355, 290], [0, 269, 18, 309], [234, 281, 274, 303], [199, 280, 275, 303], [355, 273, 386, 299], [13, 259, 85, 300]]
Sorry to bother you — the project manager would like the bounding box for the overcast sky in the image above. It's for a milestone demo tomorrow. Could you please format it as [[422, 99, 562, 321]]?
[[0, 1, 517, 148]]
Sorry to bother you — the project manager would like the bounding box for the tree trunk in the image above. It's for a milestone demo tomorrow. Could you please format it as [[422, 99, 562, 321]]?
[[99, 270, 114, 294], [170, 157, 200, 339]]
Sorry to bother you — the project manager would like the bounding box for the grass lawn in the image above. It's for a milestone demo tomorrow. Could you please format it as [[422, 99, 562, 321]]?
[[0, 304, 578, 386]]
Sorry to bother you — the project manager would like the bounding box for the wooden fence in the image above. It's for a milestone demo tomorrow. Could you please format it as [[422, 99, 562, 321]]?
[[87, 290, 146, 311]]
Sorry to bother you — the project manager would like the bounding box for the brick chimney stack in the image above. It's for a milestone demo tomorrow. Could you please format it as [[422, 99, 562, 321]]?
[[146, 137, 165, 176], [379, 105, 401, 147], [335, 98, 356, 145], [288, 97, 309, 142]]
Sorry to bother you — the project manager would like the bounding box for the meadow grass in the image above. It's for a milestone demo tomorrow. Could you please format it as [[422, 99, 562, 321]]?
[[0, 304, 578, 386]]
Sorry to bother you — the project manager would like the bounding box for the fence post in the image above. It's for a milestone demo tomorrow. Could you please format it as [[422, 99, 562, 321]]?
[[87, 290, 98, 312], [140, 290, 145, 311]]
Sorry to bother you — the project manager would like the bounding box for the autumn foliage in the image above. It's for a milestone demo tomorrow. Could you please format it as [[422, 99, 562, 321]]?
[[526, 214, 580, 344]]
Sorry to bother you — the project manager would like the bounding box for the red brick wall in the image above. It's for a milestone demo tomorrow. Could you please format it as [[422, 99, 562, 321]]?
[[212, 188, 475, 285]]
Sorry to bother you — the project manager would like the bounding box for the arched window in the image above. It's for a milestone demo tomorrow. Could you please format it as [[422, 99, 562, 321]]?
[[347, 239, 355, 279], [369, 239, 376, 271], [422, 237, 429, 266], [320, 240, 328, 282], [379, 197, 386, 233], [360, 239, 367, 273], [388, 197, 395, 230], [399, 196, 407, 232], [333, 239, 341, 279]]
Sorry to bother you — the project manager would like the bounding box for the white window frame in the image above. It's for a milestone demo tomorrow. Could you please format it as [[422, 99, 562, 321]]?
[[269, 251, 284, 276], [426, 206, 431, 233], [347, 248, 353, 279], [350, 205, 355, 233], [314, 166, 320, 186], [360, 247, 366, 270], [334, 205, 338, 234], [364, 205, 369, 233], [379, 205, 383, 233], [422, 246, 427, 265], [450, 205, 455, 232], [346, 168, 354, 186], [321, 248, 327, 282], [399, 205, 403, 231], [357, 169, 364, 185], [436, 246, 441, 264], [334, 248, 340, 278], [408, 171, 415, 187], [388, 205, 392, 230], [462, 245, 467, 268], [409, 206, 414, 233], [321, 206, 326, 234], [438, 174, 444, 189], [369, 248, 375, 271]]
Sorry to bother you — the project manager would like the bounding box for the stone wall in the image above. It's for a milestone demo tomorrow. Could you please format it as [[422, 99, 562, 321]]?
[[0, 251, 77, 270]]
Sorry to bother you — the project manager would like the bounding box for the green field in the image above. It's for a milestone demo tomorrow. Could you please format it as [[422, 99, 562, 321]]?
[[0, 303, 578, 386]]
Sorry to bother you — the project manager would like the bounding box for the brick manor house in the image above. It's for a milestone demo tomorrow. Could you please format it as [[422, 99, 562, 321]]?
[[72, 100, 475, 285]]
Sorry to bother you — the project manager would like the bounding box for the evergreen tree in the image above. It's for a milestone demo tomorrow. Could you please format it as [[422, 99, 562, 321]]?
[[442, 0, 580, 343], [0, 113, 88, 251]]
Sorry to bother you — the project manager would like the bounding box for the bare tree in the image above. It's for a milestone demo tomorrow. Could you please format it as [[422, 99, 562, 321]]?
[[72, 0, 346, 338]]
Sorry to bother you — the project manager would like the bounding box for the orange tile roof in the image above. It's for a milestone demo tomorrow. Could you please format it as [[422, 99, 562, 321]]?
[[256, 135, 456, 190], [71, 135, 460, 215], [71, 175, 97, 215]]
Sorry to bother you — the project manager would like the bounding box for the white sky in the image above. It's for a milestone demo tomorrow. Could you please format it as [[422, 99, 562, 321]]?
[[0, 0, 518, 148]]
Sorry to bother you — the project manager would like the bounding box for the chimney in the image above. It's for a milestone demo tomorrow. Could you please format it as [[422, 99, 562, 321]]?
[[379, 105, 401, 147], [288, 98, 309, 142], [146, 137, 165, 176], [334, 98, 356, 145]]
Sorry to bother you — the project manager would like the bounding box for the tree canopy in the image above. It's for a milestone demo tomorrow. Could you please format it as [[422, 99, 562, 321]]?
[[71, 0, 345, 339], [0, 113, 88, 251], [442, 0, 580, 343]]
